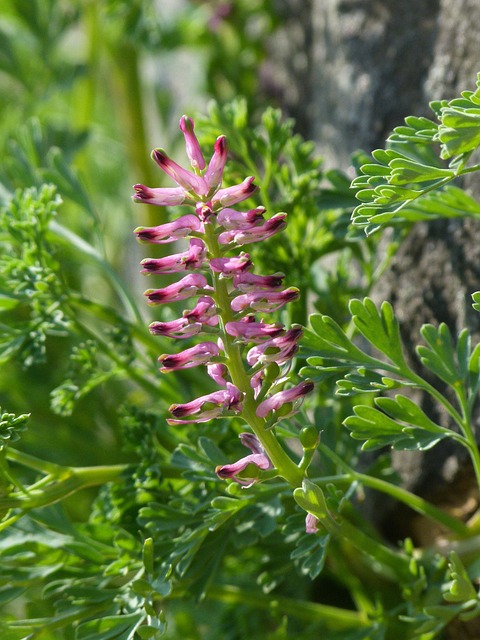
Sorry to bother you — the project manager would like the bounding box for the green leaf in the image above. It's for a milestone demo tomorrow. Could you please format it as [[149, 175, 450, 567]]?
[[443, 551, 477, 603], [416, 324, 466, 386], [75, 613, 143, 640], [303, 314, 375, 366], [336, 369, 404, 396], [351, 76, 480, 233], [344, 400, 447, 451], [472, 290, 480, 313], [349, 298, 405, 366], [0, 408, 29, 451], [293, 479, 329, 519], [397, 185, 480, 221], [375, 395, 446, 433], [436, 77, 480, 159]]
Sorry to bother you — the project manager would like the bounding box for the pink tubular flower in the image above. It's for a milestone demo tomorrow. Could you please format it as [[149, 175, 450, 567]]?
[[225, 317, 285, 342], [218, 213, 287, 245], [140, 239, 206, 274], [179, 115, 206, 170], [305, 513, 319, 534], [183, 296, 218, 326], [144, 273, 210, 305], [167, 382, 243, 424], [256, 380, 314, 418], [215, 433, 273, 487], [207, 362, 228, 386], [211, 176, 257, 209], [209, 253, 253, 275], [231, 287, 300, 313], [133, 184, 187, 206], [204, 136, 228, 191], [251, 369, 264, 398], [159, 341, 221, 373], [152, 149, 210, 197], [134, 215, 203, 244], [246, 327, 303, 366], [149, 318, 202, 339], [216, 206, 265, 230], [233, 272, 285, 292]]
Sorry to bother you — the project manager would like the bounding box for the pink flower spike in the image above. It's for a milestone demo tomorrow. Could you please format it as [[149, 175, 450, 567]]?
[[305, 513, 319, 534], [159, 341, 221, 373], [134, 214, 203, 244], [231, 287, 300, 313], [179, 116, 206, 170], [217, 207, 265, 230], [140, 239, 206, 274], [167, 382, 243, 422], [204, 135, 228, 191], [183, 296, 218, 326], [218, 213, 287, 246], [149, 318, 202, 339], [133, 184, 187, 206], [233, 272, 285, 292], [256, 380, 314, 418], [144, 273, 210, 305], [152, 149, 209, 196], [212, 176, 257, 209], [246, 327, 303, 366], [215, 432, 272, 487], [226, 319, 285, 342], [209, 254, 253, 276]]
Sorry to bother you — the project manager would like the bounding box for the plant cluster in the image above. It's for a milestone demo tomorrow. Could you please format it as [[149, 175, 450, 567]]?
[[2, 1, 480, 638]]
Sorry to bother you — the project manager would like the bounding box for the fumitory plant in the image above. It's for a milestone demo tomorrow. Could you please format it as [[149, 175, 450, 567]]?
[[3, 56, 480, 639]]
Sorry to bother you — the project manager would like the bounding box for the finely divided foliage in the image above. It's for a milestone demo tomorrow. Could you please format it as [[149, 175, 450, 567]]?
[[352, 72, 480, 234], [2, 48, 480, 639]]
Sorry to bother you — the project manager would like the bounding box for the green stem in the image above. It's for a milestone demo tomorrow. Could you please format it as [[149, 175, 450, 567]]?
[[180, 583, 369, 628], [454, 386, 480, 494], [6, 448, 65, 475], [1, 452, 128, 513], [319, 444, 469, 537], [330, 514, 413, 582]]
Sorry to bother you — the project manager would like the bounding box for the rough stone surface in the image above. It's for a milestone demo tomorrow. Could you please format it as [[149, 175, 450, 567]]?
[[264, 6, 480, 629]]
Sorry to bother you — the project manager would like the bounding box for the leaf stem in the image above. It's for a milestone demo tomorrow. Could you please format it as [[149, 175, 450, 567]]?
[[1, 449, 128, 515], [186, 583, 370, 628], [319, 444, 469, 537]]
